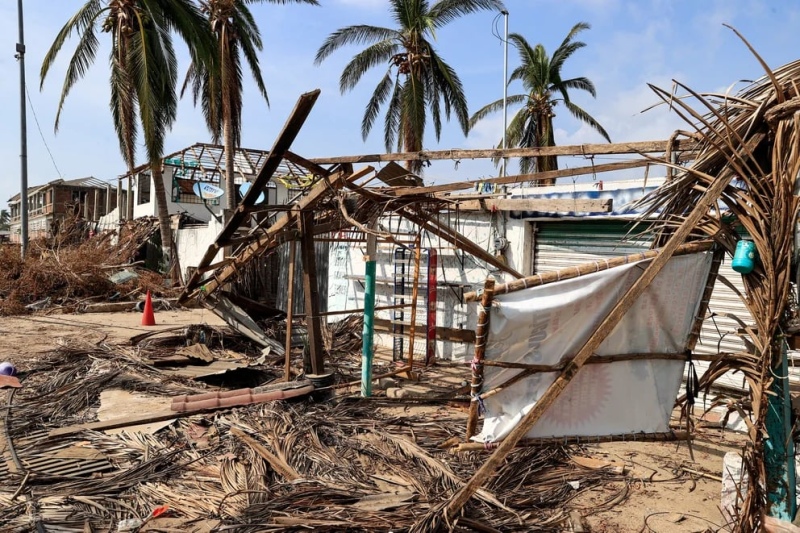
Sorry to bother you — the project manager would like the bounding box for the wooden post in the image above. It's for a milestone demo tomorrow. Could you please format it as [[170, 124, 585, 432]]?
[[426, 248, 438, 366], [406, 234, 422, 367], [283, 239, 297, 381], [441, 171, 734, 523], [465, 278, 495, 440], [300, 210, 324, 375]]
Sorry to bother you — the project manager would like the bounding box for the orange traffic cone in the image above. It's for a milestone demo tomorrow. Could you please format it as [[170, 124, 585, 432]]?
[[141, 290, 156, 326]]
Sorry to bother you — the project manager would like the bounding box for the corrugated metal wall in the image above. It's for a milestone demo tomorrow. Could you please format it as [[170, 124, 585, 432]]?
[[276, 240, 330, 315], [533, 220, 753, 391]]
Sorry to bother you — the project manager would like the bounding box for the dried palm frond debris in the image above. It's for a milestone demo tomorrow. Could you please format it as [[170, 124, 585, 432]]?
[[0, 338, 632, 532], [633, 45, 800, 532], [0, 218, 175, 315]]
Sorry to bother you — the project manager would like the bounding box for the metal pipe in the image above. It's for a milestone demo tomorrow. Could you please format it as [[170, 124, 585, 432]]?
[[17, 0, 28, 255], [361, 222, 378, 397], [500, 9, 509, 179]]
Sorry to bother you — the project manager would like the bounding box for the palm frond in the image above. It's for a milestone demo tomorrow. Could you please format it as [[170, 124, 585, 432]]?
[[383, 78, 403, 150], [427, 49, 469, 136], [563, 101, 610, 142], [40, 0, 104, 89], [429, 0, 506, 27], [361, 70, 395, 139], [339, 40, 400, 93], [468, 94, 526, 129], [559, 76, 596, 98], [315, 25, 399, 64]]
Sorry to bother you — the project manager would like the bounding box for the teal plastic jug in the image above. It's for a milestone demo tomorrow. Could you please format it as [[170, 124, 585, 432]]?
[[732, 240, 757, 274]]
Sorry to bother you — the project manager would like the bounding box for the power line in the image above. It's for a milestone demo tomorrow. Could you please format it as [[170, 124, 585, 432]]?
[[24, 82, 63, 178]]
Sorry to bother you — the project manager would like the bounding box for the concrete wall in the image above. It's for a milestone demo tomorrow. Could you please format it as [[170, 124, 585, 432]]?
[[175, 218, 225, 281]]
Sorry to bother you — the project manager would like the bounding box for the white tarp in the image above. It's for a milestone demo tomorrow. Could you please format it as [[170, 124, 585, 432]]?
[[475, 253, 713, 442]]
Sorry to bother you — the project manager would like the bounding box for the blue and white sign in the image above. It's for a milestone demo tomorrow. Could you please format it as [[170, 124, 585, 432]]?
[[192, 182, 225, 200]]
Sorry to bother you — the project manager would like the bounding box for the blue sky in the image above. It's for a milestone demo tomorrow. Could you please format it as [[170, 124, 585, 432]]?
[[1, 0, 799, 208]]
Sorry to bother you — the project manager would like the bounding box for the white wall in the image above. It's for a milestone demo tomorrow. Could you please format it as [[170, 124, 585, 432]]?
[[328, 211, 529, 361], [176, 218, 225, 281]]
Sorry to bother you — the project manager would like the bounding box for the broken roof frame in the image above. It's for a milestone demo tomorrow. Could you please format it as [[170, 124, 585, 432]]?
[[173, 48, 800, 529]]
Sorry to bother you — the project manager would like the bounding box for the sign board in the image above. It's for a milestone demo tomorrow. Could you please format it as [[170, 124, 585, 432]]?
[[192, 182, 224, 200]]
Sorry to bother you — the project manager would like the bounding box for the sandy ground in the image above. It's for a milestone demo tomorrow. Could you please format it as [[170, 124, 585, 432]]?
[[0, 309, 746, 532]]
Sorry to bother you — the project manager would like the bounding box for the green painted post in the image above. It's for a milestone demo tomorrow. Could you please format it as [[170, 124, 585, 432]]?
[[766, 340, 796, 521], [361, 229, 378, 398]]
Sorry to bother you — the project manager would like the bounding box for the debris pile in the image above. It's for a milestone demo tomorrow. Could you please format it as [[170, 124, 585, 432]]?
[[0, 218, 175, 315]]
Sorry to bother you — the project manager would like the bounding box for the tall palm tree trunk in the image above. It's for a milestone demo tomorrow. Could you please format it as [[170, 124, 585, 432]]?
[[224, 108, 236, 211], [536, 116, 558, 185], [151, 162, 173, 258]]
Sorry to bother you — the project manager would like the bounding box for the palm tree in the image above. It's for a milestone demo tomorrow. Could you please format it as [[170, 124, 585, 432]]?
[[470, 22, 610, 184], [40, 0, 213, 255], [0, 210, 9, 232], [183, 0, 318, 212], [315, 0, 506, 174]]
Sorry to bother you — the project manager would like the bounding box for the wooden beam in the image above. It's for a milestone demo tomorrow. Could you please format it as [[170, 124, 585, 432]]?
[[440, 170, 734, 523], [393, 159, 656, 197], [309, 139, 699, 165], [454, 198, 613, 213], [300, 209, 325, 374], [284, 239, 297, 381], [401, 209, 524, 279], [180, 90, 322, 299]]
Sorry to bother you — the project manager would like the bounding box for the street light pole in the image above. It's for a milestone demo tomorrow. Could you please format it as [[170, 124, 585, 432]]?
[[500, 10, 509, 178], [16, 0, 29, 256]]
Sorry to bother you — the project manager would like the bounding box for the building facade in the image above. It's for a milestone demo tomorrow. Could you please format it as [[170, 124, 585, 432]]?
[[7, 177, 115, 242]]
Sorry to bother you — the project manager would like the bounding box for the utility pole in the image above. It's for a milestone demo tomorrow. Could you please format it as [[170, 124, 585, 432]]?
[[500, 10, 509, 178], [16, 0, 29, 256]]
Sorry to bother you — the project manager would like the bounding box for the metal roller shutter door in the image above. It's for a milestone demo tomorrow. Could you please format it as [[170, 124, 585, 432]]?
[[534, 221, 753, 391]]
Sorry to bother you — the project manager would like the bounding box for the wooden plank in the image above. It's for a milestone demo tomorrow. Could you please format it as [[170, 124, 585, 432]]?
[[309, 139, 699, 165], [49, 410, 182, 438], [401, 208, 524, 279], [441, 169, 734, 523], [300, 210, 325, 374], [373, 318, 475, 343], [454, 198, 612, 213]]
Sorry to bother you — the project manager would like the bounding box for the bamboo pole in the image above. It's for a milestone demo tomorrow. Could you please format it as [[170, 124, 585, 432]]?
[[283, 240, 296, 381], [452, 431, 691, 453], [465, 278, 496, 440], [440, 172, 734, 523], [406, 234, 422, 367], [464, 241, 713, 302]]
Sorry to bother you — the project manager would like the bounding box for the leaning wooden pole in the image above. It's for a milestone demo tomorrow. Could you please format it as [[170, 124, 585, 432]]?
[[283, 239, 297, 381], [438, 172, 733, 525], [465, 278, 496, 441], [406, 234, 422, 368]]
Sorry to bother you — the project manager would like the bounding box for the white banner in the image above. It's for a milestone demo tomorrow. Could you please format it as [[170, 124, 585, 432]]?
[[475, 253, 713, 442]]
